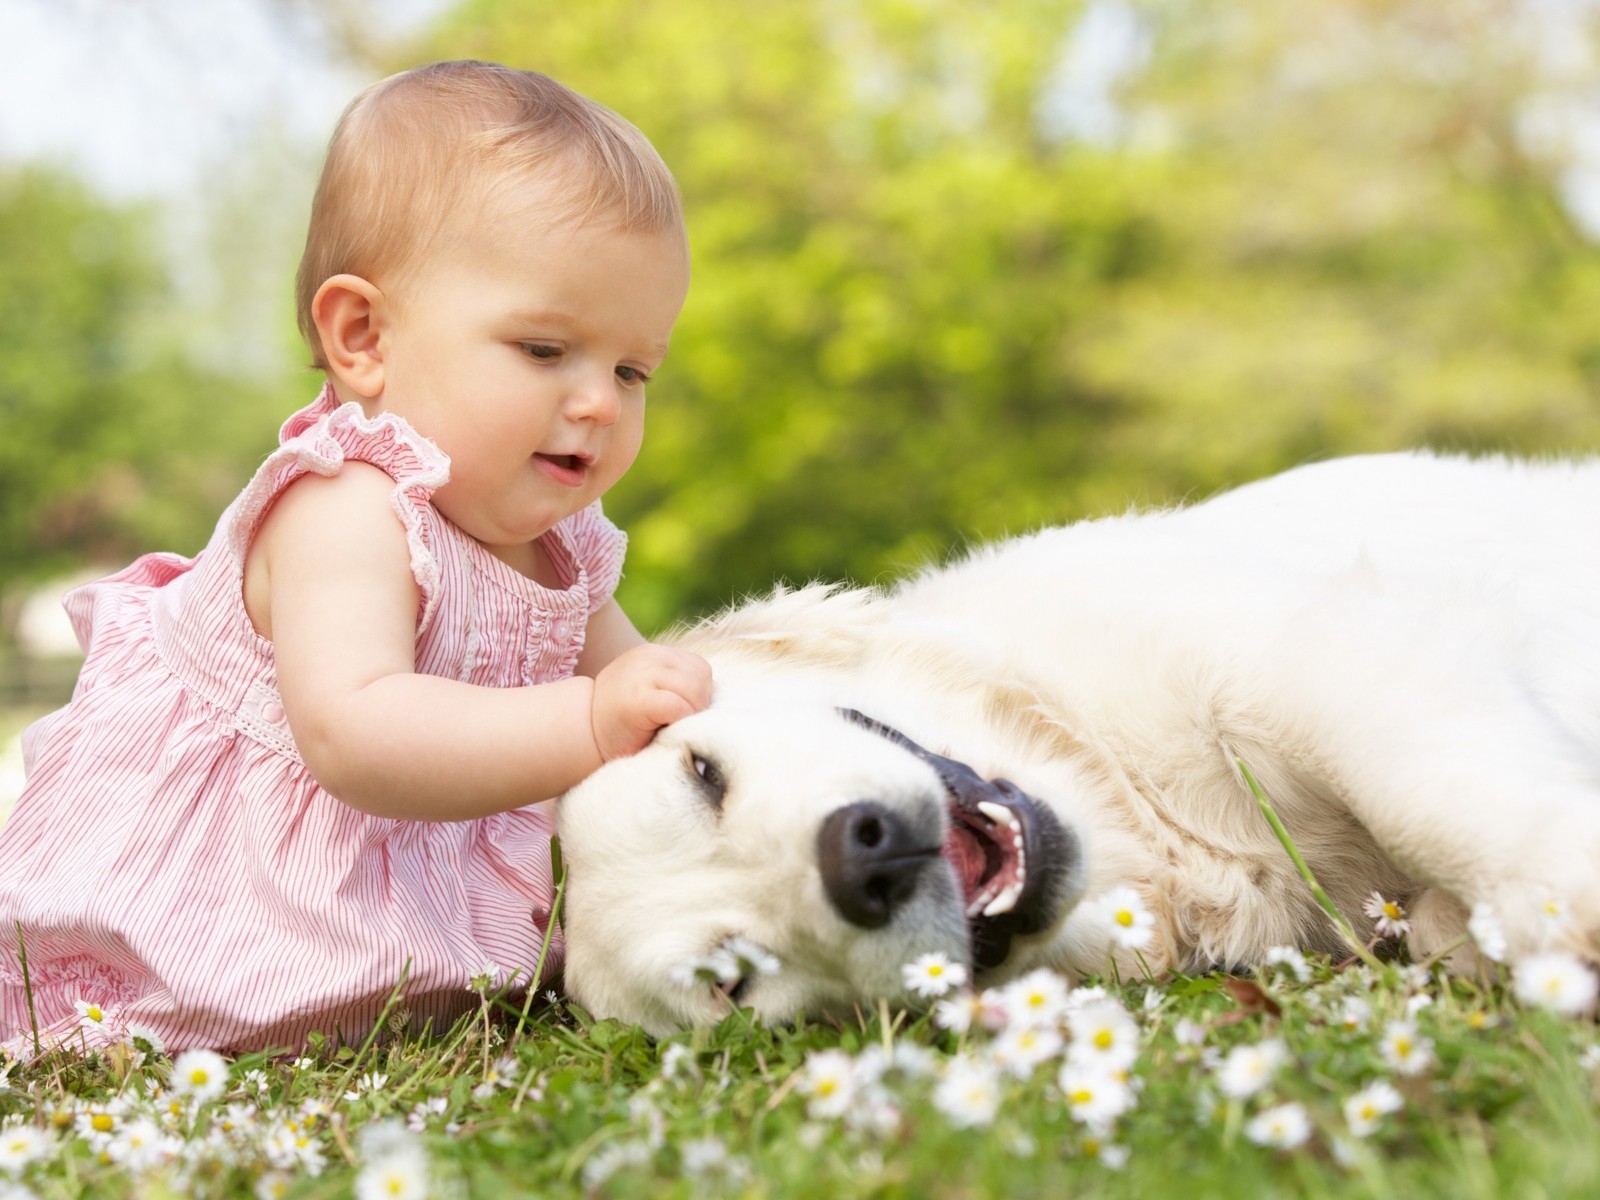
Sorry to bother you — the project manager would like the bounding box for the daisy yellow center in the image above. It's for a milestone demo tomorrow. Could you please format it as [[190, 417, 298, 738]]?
[[84, 1006, 103, 1022], [1382, 902, 1401, 919], [91, 1113, 113, 1133], [1359, 1103, 1377, 1120], [1115, 910, 1135, 927], [926, 964, 945, 978], [190, 1069, 210, 1085], [816, 1079, 837, 1097], [1094, 1029, 1114, 1050], [1394, 1039, 1412, 1057], [385, 1180, 405, 1197], [1070, 1089, 1094, 1104]]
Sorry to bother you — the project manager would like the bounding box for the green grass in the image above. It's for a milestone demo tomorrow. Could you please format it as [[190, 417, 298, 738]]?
[[6, 956, 1599, 1199]]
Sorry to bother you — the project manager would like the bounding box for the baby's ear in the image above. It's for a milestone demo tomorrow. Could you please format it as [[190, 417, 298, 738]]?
[[312, 274, 387, 400]]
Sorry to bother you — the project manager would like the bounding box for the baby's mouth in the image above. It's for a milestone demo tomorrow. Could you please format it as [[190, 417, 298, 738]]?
[[534, 452, 592, 488]]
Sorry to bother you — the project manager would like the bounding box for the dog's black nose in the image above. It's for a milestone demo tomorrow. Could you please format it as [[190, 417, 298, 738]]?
[[817, 802, 934, 929]]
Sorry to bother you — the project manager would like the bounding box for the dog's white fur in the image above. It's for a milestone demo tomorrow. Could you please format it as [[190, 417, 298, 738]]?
[[558, 453, 1600, 1034]]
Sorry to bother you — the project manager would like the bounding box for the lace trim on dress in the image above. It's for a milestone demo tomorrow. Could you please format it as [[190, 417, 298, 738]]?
[[0, 955, 140, 1013], [226, 388, 453, 633]]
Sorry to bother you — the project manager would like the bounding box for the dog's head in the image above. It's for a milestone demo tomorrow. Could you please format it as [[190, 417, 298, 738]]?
[[556, 703, 1086, 1034]]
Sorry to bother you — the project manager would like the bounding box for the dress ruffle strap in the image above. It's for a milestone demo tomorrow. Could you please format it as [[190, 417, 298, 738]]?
[[225, 386, 453, 632]]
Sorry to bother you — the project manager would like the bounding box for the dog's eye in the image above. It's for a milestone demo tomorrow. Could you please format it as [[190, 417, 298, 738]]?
[[690, 753, 726, 808]]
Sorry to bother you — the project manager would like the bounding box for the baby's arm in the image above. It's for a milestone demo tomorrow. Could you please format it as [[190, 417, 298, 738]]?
[[253, 464, 705, 820]]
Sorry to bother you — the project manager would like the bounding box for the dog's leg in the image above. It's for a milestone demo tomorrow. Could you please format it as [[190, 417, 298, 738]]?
[[1247, 590, 1600, 964]]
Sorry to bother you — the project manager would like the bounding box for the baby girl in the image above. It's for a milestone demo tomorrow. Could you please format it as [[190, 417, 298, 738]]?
[[0, 59, 712, 1055]]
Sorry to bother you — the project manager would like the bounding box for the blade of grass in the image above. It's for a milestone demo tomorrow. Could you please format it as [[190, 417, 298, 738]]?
[[515, 835, 567, 1041], [14, 921, 39, 1059], [1237, 758, 1383, 970]]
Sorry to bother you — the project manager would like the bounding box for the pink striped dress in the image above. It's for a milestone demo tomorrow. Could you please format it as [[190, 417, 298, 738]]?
[[0, 386, 624, 1056]]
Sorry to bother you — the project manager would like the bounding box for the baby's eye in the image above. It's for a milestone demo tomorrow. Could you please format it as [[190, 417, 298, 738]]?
[[615, 364, 652, 386], [521, 343, 561, 361]]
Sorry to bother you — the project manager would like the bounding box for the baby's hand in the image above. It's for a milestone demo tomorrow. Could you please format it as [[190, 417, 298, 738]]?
[[590, 644, 714, 761]]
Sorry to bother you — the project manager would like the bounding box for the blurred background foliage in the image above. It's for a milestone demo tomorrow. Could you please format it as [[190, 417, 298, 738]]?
[[6, 0, 1600, 640]]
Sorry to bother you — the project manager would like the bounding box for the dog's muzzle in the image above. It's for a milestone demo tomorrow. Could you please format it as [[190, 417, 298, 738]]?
[[833, 709, 1078, 973]]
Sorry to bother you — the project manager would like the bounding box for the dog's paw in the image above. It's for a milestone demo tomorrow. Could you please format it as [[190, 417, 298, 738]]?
[[1406, 888, 1484, 974]]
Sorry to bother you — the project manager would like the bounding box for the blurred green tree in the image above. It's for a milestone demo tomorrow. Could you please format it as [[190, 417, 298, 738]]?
[[0, 167, 278, 630], [418, 0, 1600, 631]]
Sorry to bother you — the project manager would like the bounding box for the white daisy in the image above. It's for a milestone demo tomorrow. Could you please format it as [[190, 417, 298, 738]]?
[[799, 1050, 856, 1120], [1064, 985, 1110, 1014], [1057, 1060, 1137, 1126], [932, 991, 982, 1034], [1336, 996, 1372, 1033], [1262, 945, 1312, 982], [721, 936, 780, 978], [1067, 999, 1141, 1071], [1467, 903, 1507, 963], [1378, 1020, 1435, 1076], [354, 1143, 429, 1200], [1000, 968, 1071, 1028], [659, 1043, 698, 1081], [1540, 897, 1573, 928], [901, 952, 967, 999], [1362, 892, 1411, 939], [1089, 886, 1156, 950], [1173, 1017, 1208, 1048], [1343, 1080, 1403, 1138], [580, 1140, 650, 1191], [0, 1124, 53, 1172], [254, 1171, 293, 1200], [679, 1136, 730, 1175], [74, 998, 114, 1035], [932, 1057, 1002, 1129], [170, 1050, 229, 1105], [1514, 952, 1599, 1016], [105, 1116, 174, 1172], [1092, 1141, 1131, 1169], [1214, 1038, 1289, 1099], [989, 1025, 1065, 1079], [1245, 1101, 1312, 1149]]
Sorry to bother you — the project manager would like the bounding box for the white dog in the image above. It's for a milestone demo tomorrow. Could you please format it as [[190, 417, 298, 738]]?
[[557, 453, 1600, 1034]]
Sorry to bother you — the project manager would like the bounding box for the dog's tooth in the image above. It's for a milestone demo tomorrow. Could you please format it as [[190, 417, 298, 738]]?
[[983, 881, 1022, 917], [977, 801, 1017, 829]]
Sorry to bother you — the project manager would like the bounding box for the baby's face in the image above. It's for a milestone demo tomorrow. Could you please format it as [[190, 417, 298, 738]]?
[[369, 193, 689, 572]]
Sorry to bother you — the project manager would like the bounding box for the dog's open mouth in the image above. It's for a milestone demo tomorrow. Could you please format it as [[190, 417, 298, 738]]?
[[839, 709, 1075, 975], [944, 788, 1029, 920]]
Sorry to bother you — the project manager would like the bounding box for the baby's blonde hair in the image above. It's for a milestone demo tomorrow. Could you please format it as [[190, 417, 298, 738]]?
[[296, 60, 684, 367]]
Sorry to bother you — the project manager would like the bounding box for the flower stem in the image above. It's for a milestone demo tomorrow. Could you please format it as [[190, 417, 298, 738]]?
[[1237, 758, 1383, 971]]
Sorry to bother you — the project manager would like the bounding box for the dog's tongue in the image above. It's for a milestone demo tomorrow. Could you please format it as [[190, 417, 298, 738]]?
[[941, 824, 992, 898]]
